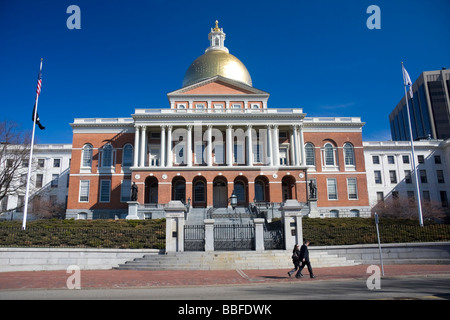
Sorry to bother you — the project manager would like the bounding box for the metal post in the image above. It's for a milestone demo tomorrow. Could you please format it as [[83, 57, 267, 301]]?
[[375, 212, 384, 276]]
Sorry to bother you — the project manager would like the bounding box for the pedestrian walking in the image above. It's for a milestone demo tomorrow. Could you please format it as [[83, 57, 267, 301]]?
[[295, 240, 316, 279], [287, 244, 300, 277]]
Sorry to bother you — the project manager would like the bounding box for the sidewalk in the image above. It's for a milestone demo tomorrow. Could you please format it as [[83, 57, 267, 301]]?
[[1, 264, 449, 290]]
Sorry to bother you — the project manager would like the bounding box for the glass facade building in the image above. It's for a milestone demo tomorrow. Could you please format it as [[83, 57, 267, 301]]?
[[390, 69, 450, 141]]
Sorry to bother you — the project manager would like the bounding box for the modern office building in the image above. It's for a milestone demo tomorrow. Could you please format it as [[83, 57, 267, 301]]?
[[390, 68, 450, 141], [65, 22, 371, 220]]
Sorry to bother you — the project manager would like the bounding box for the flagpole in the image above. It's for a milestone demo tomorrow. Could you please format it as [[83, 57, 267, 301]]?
[[401, 62, 424, 227], [22, 58, 43, 230]]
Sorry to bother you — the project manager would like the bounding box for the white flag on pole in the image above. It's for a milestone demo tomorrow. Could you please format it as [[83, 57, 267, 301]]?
[[402, 64, 414, 99]]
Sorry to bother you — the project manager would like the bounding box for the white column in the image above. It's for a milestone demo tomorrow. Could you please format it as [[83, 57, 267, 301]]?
[[160, 125, 166, 167], [290, 128, 296, 166], [272, 125, 279, 167], [293, 125, 300, 166], [140, 126, 146, 167], [167, 125, 173, 167], [226, 125, 233, 166], [187, 125, 192, 167], [267, 125, 273, 166], [299, 124, 305, 166], [247, 124, 253, 166], [206, 125, 213, 166], [133, 125, 140, 167]]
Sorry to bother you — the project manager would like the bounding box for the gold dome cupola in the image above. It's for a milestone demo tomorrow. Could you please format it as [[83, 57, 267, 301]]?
[[182, 21, 252, 88]]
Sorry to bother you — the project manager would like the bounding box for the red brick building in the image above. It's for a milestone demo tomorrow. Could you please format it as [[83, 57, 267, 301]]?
[[66, 22, 370, 219]]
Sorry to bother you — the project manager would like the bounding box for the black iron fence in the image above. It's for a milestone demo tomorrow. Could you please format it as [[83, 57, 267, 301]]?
[[214, 224, 255, 251], [0, 226, 165, 249], [184, 225, 205, 251], [303, 224, 450, 246]]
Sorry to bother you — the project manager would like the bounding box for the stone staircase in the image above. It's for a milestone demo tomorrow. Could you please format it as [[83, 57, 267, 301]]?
[[114, 249, 359, 271]]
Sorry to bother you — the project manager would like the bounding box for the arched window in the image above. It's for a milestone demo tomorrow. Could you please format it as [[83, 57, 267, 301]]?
[[81, 144, 93, 168], [343, 143, 355, 166], [234, 181, 245, 204], [330, 210, 339, 218], [254, 180, 265, 202], [349, 209, 360, 217], [101, 144, 113, 167], [324, 143, 336, 166], [305, 143, 315, 166], [194, 181, 206, 203], [122, 144, 133, 167]]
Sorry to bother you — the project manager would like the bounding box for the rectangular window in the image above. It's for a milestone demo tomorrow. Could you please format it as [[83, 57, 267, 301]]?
[[120, 179, 131, 202], [51, 174, 59, 187], [79, 180, 90, 202], [420, 170, 427, 183], [407, 191, 415, 200], [387, 155, 395, 164], [234, 143, 244, 164], [279, 147, 288, 165], [376, 192, 384, 202], [402, 155, 409, 164], [53, 159, 61, 167], [423, 190, 430, 202], [38, 159, 45, 168], [372, 155, 380, 164], [417, 155, 424, 163], [374, 170, 382, 184], [35, 174, 43, 188], [404, 170, 412, 184], [434, 155, 441, 164], [100, 180, 111, 202], [17, 195, 24, 211], [440, 191, 448, 207], [195, 144, 205, 164], [389, 170, 397, 183], [327, 178, 338, 200], [22, 159, 29, 168], [347, 178, 358, 200], [214, 144, 224, 164], [437, 170, 445, 183], [253, 144, 262, 163]]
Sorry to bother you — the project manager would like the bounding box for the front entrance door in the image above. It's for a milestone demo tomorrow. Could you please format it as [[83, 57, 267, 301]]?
[[213, 180, 227, 208]]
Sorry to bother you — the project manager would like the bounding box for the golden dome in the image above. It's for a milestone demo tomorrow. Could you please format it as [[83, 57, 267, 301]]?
[[182, 21, 252, 87], [182, 50, 253, 87]]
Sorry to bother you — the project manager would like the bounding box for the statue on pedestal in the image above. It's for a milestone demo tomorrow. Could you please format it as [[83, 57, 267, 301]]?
[[131, 182, 138, 201], [309, 180, 316, 199]]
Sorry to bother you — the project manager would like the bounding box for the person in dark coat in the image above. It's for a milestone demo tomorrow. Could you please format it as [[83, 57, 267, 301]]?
[[287, 244, 300, 277], [295, 240, 316, 279]]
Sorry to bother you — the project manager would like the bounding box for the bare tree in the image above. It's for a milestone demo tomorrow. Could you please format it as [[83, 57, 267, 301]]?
[[372, 196, 447, 222], [0, 120, 31, 210]]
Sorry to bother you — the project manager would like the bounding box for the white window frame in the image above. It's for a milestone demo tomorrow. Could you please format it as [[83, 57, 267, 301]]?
[[81, 144, 93, 169], [322, 143, 338, 170], [120, 179, 131, 202], [122, 144, 133, 167], [99, 179, 111, 203], [79, 180, 90, 202], [347, 178, 358, 200], [327, 178, 338, 200]]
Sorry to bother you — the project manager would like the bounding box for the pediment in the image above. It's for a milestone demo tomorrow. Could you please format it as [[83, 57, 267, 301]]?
[[167, 76, 269, 96]]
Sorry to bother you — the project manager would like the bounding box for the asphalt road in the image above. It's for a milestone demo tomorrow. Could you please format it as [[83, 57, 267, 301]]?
[[1, 275, 449, 300]]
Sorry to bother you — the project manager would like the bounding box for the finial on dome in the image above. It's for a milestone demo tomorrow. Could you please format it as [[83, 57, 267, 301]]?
[[213, 20, 220, 32]]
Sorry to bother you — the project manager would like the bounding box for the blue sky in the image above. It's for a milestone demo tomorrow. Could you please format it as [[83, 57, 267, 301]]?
[[1, 0, 449, 144]]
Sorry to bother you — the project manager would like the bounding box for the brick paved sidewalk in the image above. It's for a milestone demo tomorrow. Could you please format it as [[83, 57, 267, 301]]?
[[0, 264, 449, 290]]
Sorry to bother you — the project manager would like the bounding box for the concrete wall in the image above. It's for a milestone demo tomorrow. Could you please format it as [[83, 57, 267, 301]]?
[[0, 248, 161, 272], [312, 242, 450, 265], [1, 242, 449, 272]]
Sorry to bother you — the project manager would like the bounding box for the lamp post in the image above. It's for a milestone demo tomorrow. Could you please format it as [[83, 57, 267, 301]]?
[[230, 191, 237, 211]]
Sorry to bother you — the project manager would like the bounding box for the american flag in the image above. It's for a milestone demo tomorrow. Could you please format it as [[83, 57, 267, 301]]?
[[32, 59, 45, 130], [36, 63, 42, 97]]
